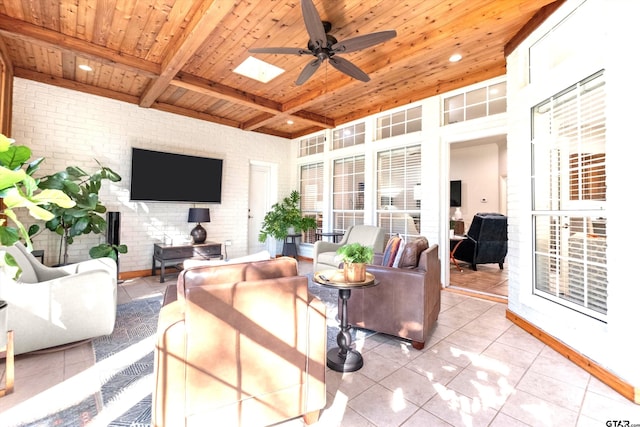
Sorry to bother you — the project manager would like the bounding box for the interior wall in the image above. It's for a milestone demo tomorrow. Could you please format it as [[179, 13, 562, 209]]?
[[11, 78, 292, 273], [449, 141, 501, 227]]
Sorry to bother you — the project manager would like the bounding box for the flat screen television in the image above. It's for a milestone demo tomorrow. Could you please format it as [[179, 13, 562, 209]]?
[[450, 180, 462, 207], [130, 148, 223, 203]]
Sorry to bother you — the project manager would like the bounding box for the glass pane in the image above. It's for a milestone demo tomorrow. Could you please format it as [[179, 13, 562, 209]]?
[[407, 119, 422, 133], [391, 111, 405, 124], [489, 82, 506, 100], [407, 106, 422, 120], [444, 94, 464, 111], [391, 123, 404, 136], [447, 108, 464, 124], [488, 98, 507, 115], [466, 88, 486, 105], [466, 103, 485, 120]]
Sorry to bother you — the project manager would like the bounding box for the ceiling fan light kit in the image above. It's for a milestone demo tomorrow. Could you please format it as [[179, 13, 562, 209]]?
[[249, 0, 397, 85]]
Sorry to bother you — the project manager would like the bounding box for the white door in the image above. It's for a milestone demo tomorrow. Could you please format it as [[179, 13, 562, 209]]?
[[248, 163, 273, 255]]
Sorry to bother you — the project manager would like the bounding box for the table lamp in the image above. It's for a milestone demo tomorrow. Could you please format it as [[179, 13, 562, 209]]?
[[188, 208, 210, 244]]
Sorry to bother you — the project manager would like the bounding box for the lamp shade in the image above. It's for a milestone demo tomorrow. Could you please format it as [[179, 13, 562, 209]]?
[[188, 208, 210, 223]]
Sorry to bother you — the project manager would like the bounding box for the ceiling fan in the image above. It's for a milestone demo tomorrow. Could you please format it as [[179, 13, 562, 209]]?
[[249, 0, 397, 85]]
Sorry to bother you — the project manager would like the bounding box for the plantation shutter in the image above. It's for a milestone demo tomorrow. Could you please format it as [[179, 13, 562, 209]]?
[[532, 70, 607, 320]]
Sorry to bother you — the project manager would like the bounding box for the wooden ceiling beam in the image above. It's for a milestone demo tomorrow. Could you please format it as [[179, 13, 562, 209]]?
[[138, 0, 238, 108], [0, 15, 159, 78], [171, 73, 283, 114], [242, 109, 335, 132], [152, 102, 242, 129], [241, 113, 276, 131], [173, 73, 334, 130], [13, 67, 140, 105]]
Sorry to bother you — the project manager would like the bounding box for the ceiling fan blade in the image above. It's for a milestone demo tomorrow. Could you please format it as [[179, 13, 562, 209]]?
[[249, 47, 312, 56], [329, 56, 370, 82], [296, 58, 322, 85], [301, 0, 327, 49], [331, 30, 397, 54]]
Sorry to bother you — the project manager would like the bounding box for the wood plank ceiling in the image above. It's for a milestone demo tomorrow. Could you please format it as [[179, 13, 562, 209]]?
[[0, 0, 563, 139]]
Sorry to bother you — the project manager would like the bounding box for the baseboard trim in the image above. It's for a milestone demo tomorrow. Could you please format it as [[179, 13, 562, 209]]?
[[506, 309, 639, 405], [119, 268, 177, 281], [444, 286, 508, 304]]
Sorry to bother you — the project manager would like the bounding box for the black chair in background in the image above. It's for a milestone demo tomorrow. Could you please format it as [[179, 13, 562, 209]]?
[[451, 213, 508, 271]]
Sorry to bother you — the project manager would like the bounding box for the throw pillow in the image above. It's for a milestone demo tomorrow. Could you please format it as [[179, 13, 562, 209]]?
[[392, 236, 406, 268], [397, 236, 429, 268], [382, 235, 402, 267]]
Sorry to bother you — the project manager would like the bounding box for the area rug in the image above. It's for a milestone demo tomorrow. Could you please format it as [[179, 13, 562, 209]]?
[[90, 294, 162, 426], [11, 276, 372, 426]]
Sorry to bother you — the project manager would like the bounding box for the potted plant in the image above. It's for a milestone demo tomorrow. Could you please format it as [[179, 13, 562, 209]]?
[[336, 242, 373, 282], [0, 134, 75, 278], [37, 162, 127, 265], [258, 190, 317, 246]]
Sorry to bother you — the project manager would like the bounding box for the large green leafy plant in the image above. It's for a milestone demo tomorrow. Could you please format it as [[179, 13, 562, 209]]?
[[38, 162, 127, 265], [0, 134, 75, 248], [258, 190, 317, 242]]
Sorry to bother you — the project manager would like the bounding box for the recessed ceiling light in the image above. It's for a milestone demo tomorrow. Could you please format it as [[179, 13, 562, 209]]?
[[449, 53, 462, 63], [233, 56, 285, 83], [78, 64, 92, 71], [286, 119, 294, 125]]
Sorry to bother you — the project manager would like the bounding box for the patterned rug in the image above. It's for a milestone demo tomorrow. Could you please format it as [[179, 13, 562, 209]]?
[[90, 294, 162, 426], [12, 276, 371, 426]]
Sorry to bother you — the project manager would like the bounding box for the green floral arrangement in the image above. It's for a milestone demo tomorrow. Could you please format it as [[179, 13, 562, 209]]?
[[336, 242, 373, 264]]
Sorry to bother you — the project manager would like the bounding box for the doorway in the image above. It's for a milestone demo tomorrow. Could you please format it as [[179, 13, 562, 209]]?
[[248, 161, 277, 255], [447, 135, 508, 299]]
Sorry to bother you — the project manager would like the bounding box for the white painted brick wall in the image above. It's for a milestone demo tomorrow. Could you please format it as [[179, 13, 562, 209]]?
[[11, 78, 293, 273]]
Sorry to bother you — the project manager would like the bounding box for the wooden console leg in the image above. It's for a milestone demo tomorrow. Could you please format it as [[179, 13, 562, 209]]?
[[0, 330, 15, 397]]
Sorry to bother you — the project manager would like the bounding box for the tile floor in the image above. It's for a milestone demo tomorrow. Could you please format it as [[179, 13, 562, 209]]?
[[1, 261, 639, 426], [449, 262, 509, 298]]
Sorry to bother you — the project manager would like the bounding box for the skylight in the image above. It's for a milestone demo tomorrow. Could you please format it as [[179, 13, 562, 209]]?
[[233, 56, 285, 83]]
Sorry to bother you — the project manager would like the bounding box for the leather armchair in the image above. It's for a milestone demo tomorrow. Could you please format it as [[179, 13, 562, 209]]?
[[313, 225, 384, 272], [451, 213, 508, 270], [345, 238, 441, 350], [153, 256, 326, 427], [0, 242, 117, 354]]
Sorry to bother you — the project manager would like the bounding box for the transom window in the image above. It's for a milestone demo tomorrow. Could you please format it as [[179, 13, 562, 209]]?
[[332, 122, 365, 150], [443, 81, 506, 125], [298, 134, 324, 157], [375, 106, 422, 140]]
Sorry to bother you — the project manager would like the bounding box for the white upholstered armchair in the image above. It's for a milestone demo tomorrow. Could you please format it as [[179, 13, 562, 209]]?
[[0, 243, 117, 355], [313, 225, 385, 272]]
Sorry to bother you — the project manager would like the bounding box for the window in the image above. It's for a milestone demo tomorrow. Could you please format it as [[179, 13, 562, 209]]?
[[443, 81, 506, 125], [376, 145, 421, 243], [531, 70, 607, 321], [332, 156, 365, 232], [332, 122, 365, 150], [299, 163, 324, 244], [375, 106, 422, 140], [298, 134, 324, 157]]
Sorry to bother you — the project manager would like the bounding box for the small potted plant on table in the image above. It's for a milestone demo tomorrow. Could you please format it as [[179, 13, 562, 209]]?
[[336, 242, 373, 283]]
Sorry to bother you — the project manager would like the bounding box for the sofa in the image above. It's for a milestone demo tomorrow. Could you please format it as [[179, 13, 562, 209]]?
[[344, 237, 441, 350], [313, 225, 385, 272], [0, 242, 117, 355], [152, 256, 327, 427]]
